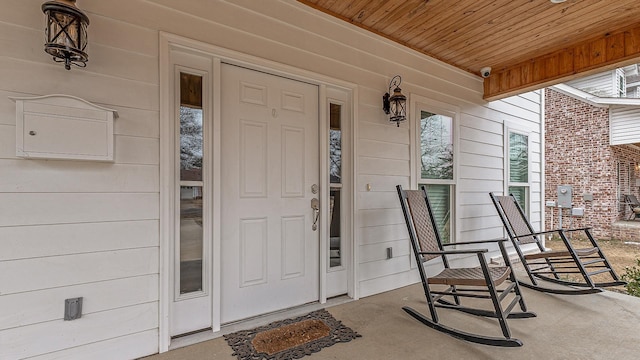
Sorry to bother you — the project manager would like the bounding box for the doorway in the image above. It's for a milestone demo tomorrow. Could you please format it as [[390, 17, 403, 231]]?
[[161, 37, 355, 345]]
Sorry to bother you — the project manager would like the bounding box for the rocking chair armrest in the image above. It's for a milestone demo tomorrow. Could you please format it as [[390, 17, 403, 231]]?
[[512, 229, 558, 239], [441, 238, 508, 247], [513, 228, 591, 241], [420, 249, 488, 256]]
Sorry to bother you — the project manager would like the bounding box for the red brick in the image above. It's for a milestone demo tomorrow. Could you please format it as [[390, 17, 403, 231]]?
[[545, 88, 640, 240]]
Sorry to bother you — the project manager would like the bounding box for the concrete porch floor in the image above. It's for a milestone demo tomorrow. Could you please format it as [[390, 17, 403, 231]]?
[[144, 283, 640, 360]]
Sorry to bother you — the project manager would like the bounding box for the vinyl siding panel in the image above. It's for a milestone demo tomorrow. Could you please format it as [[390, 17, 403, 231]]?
[[566, 71, 615, 97], [610, 106, 640, 145], [0, 275, 158, 330], [0, 2, 161, 358], [0, 0, 542, 358], [27, 330, 159, 360], [0, 221, 158, 261], [2, 303, 158, 359]]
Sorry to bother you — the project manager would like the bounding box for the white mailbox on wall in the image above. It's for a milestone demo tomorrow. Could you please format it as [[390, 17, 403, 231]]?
[[11, 94, 118, 161]]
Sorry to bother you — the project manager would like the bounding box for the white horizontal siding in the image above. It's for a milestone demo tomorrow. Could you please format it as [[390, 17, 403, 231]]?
[[358, 157, 410, 176], [357, 175, 410, 193], [0, 1, 161, 358], [0, 248, 158, 295], [358, 208, 406, 228], [0, 161, 159, 193], [610, 106, 640, 145], [0, 275, 158, 330], [0, 193, 158, 227], [360, 224, 409, 246], [458, 153, 504, 169], [358, 191, 401, 211], [0, 220, 158, 261], [0, 57, 158, 111], [359, 119, 411, 145], [0, 21, 157, 85], [358, 139, 409, 161], [1, 302, 158, 359], [566, 71, 615, 97], [28, 330, 159, 360], [359, 255, 412, 282], [360, 240, 411, 264]]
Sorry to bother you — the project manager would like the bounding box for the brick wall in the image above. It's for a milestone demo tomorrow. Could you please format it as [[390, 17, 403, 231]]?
[[544, 88, 640, 239]]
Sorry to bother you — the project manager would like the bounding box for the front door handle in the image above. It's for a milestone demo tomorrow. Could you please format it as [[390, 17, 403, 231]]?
[[311, 198, 319, 231]]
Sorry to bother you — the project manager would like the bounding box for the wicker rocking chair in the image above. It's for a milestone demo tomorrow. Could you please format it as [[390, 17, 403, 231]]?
[[490, 193, 626, 295], [397, 185, 535, 347]]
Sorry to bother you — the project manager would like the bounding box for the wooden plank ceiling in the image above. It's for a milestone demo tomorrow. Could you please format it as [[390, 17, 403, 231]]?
[[297, 0, 640, 100]]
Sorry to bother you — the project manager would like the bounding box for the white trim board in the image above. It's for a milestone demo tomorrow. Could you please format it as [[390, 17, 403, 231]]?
[[551, 84, 640, 107]]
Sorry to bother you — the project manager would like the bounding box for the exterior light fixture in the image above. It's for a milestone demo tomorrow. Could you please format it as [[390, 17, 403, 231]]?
[[382, 75, 407, 127], [42, 0, 89, 70]]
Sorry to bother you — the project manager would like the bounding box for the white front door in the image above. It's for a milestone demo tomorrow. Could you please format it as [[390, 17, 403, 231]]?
[[220, 64, 320, 323]]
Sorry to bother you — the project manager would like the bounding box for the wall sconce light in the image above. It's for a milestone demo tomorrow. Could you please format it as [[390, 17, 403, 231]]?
[[382, 75, 407, 127], [42, 0, 89, 70]]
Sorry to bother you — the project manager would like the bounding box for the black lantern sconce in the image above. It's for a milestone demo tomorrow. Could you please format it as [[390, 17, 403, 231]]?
[[42, 0, 89, 70], [382, 75, 407, 127]]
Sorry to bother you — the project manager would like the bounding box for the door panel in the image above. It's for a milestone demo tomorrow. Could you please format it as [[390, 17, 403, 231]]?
[[239, 120, 268, 197], [282, 126, 305, 197], [281, 215, 306, 279], [239, 217, 268, 286], [221, 64, 319, 323]]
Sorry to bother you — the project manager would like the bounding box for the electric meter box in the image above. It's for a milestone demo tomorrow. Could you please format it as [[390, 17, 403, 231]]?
[[557, 185, 572, 208]]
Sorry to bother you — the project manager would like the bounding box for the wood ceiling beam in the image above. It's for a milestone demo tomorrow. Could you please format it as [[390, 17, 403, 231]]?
[[484, 24, 640, 101]]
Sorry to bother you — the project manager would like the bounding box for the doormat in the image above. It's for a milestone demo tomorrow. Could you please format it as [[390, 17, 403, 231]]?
[[224, 309, 361, 360]]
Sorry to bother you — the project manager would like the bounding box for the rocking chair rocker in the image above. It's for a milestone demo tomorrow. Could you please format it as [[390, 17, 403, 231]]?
[[490, 193, 626, 295], [397, 185, 535, 347]]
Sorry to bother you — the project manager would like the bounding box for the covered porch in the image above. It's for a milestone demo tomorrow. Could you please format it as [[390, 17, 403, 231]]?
[[145, 282, 639, 359], [4, 1, 640, 358]]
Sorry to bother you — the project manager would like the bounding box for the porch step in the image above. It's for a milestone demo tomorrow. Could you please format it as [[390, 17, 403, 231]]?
[[611, 221, 640, 242]]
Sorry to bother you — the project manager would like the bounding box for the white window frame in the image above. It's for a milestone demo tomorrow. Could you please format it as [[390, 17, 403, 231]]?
[[324, 86, 354, 299], [410, 95, 459, 245], [504, 123, 532, 216]]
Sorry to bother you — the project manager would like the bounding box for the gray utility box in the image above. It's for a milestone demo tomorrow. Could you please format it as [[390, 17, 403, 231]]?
[[557, 185, 573, 208], [571, 208, 585, 217]]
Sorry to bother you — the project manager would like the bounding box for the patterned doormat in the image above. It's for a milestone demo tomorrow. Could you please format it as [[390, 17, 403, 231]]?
[[224, 309, 361, 360]]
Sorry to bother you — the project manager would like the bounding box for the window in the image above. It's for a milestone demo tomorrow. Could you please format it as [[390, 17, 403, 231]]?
[[329, 103, 342, 268], [419, 110, 454, 243], [178, 72, 205, 294], [507, 131, 530, 215]]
